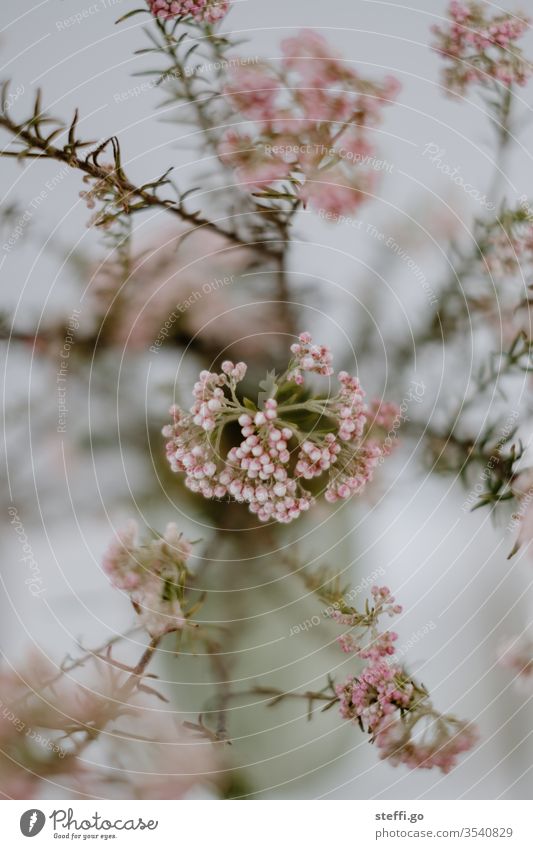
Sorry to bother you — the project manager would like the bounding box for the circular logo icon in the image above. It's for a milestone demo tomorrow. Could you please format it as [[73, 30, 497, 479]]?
[[20, 810, 46, 837]]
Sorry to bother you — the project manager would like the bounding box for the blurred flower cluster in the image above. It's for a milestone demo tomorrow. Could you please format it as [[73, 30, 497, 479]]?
[[219, 29, 399, 215], [88, 228, 280, 356], [432, 1, 531, 94], [498, 634, 533, 692], [0, 649, 217, 799], [478, 204, 533, 278], [102, 521, 196, 637]]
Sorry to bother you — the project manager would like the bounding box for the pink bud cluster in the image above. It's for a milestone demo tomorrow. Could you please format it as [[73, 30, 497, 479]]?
[[358, 629, 399, 661], [324, 443, 382, 504], [224, 400, 313, 523], [288, 331, 334, 384], [218, 29, 399, 216], [295, 434, 340, 482], [333, 584, 477, 772], [147, 0, 230, 23], [338, 660, 413, 732], [334, 372, 368, 440], [102, 521, 192, 636], [432, 1, 531, 95], [164, 333, 394, 523]]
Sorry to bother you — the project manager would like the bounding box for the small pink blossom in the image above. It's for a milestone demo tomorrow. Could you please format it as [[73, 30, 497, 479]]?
[[223, 64, 281, 122], [281, 29, 352, 88], [218, 130, 291, 187], [299, 167, 375, 217], [368, 398, 401, 432], [358, 630, 398, 661], [498, 634, 533, 690], [481, 209, 533, 278]]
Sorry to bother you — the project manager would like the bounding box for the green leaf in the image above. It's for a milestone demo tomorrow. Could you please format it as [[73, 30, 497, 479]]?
[[258, 369, 278, 404], [116, 8, 150, 24]]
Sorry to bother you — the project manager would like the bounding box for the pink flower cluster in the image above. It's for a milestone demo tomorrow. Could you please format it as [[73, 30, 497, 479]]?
[[147, 0, 230, 23], [219, 30, 399, 216], [432, 1, 531, 94], [333, 585, 477, 772], [103, 521, 192, 636], [163, 332, 394, 523]]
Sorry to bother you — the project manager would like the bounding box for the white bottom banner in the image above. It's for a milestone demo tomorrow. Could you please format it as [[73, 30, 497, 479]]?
[[1, 800, 531, 848]]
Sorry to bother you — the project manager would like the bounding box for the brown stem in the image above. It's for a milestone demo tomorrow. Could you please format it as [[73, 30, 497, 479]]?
[[205, 639, 232, 743], [245, 684, 339, 721], [274, 249, 296, 336]]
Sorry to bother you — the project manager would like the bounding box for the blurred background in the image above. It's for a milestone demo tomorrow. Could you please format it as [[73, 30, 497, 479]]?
[[1, 0, 533, 799]]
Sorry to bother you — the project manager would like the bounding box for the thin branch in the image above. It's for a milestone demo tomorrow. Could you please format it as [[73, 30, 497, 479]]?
[[0, 94, 278, 257]]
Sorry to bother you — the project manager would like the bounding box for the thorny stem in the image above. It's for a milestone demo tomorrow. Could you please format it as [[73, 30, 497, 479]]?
[[154, 18, 221, 153], [0, 87, 300, 331], [144, 19, 300, 330], [0, 109, 278, 259]]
